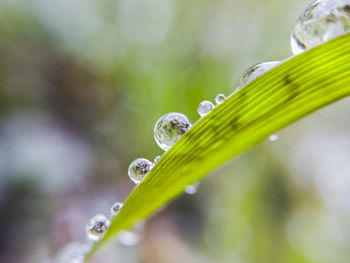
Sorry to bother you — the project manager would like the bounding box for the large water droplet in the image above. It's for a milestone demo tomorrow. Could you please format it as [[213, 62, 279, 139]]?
[[86, 214, 110, 242], [110, 202, 123, 217], [54, 243, 90, 263], [236, 61, 281, 92], [154, 113, 192, 151], [291, 0, 350, 55], [215, 94, 226, 105], [197, 101, 215, 117], [128, 158, 154, 184]]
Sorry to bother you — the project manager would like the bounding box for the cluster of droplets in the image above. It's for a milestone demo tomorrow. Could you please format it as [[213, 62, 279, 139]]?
[[229, 0, 350, 141], [128, 0, 350, 189], [196, 94, 227, 118], [50, 200, 127, 262], [84, 201, 125, 244], [236, 0, 350, 86], [51, 1, 348, 260]]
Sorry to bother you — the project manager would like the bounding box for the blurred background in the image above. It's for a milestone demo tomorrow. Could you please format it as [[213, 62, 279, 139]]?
[[1, 0, 350, 262]]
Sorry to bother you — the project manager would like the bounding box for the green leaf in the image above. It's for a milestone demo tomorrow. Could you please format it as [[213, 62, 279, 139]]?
[[86, 33, 350, 260]]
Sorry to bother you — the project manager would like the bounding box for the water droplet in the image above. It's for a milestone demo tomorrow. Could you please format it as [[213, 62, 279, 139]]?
[[185, 184, 198, 195], [86, 214, 110, 242], [236, 61, 281, 92], [154, 155, 162, 163], [215, 94, 226, 105], [118, 231, 140, 246], [128, 158, 154, 184], [54, 242, 90, 263], [118, 223, 144, 246], [198, 101, 215, 117], [291, 0, 350, 55], [269, 134, 279, 141], [110, 202, 123, 217], [154, 113, 192, 151]]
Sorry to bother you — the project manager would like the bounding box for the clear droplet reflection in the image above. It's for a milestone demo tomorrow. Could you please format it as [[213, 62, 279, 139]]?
[[291, 0, 350, 55], [86, 214, 110, 242], [198, 101, 215, 117], [215, 94, 226, 105], [110, 202, 123, 217], [236, 61, 281, 92], [154, 113, 192, 151], [128, 158, 154, 184]]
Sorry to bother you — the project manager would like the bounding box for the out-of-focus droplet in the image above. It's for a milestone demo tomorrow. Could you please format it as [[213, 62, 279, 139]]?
[[86, 214, 110, 242], [118, 223, 144, 246], [54, 242, 90, 263], [110, 202, 123, 217], [128, 158, 154, 184], [236, 61, 281, 92], [215, 94, 226, 105], [154, 155, 162, 164], [197, 101, 215, 117], [118, 231, 140, 246], [269, 134, 279, 141], [154, 113, 192, 151], [185, 184, 198, 195], [291, 0, 350, 55]]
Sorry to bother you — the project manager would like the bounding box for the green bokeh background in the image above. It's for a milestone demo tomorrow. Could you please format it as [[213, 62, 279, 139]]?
[[1, 0, 350, 262]]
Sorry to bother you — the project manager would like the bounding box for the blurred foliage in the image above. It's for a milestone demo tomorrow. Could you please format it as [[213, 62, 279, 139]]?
[[0, 0, 350, 263]]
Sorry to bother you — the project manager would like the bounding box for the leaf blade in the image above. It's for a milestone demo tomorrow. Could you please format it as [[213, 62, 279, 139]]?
[[87, 33, 350, 260]]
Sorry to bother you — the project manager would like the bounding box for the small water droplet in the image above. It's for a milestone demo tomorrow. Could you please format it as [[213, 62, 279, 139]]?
[[118, 231, 140, 246], [154, 113, 192, 151], [291, 0, 350, 55], [54, 242, 90, 263], [215, 94, 226, 105], [110, 202, 123, 217], [269, 134, 279, 141], [236, 61, 281, 92], [128, 158, 154, 184], [154, 155, 162, 163], [198, 101, 215, 117], [86, 214, 110, 242], [185, 184, 198, 195]]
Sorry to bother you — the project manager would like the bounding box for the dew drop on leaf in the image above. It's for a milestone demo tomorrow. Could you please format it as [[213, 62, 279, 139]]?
[[215, 94, 226, 105], [154, 113, 192, 151], [197, 101, 215, 117], [291, 0, 350, 55], [110, 202, 123, 217], [154, 155, 162, 163], [86, 214, 110, 242], [236, 61, 281, 92], [128, 158, 154, 184]]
